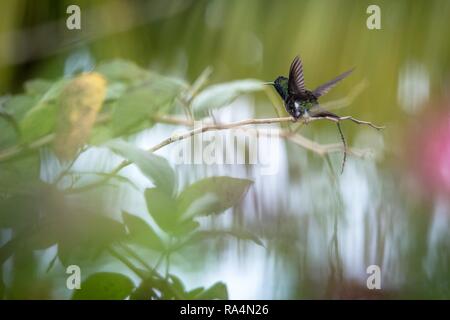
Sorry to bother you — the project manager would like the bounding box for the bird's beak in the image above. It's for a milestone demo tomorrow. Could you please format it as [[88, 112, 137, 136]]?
[[263, 82, 274, 86]]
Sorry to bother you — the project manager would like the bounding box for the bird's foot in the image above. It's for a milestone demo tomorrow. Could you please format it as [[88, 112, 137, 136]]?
[[302, 115, 311, 125]]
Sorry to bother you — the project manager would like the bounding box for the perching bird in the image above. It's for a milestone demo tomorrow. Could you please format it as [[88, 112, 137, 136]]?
[[266, 56, 354, 173]]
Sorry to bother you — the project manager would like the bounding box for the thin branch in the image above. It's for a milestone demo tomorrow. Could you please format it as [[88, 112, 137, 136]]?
[[0, 94, 383, 163], [261, 128, 372, 158], [0, 75, 379, 163], [109, 245, 183, 299], [178, 67, 213, 123], [67, 115, 379, 193], [148, 115, 384, 153], [107, 246, 148, 280], [339, 116, 385, 130], [53, 146, 87, 185], [0, 133, 54, 162], [119, 243, 153, 272], [147, 116, 293, 152], [306, 115, 385, 130], [184, 66, 213, 103], [336, 122, 347, 174]]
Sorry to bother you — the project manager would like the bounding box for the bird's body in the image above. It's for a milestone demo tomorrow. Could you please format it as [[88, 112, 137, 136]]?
[[286, 90, 318, 119], [270, 56, 353, 120], [267, 56, 354, 173]]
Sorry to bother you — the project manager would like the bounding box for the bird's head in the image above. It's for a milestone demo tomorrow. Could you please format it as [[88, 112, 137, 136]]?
[[265, 76, 289, 101]]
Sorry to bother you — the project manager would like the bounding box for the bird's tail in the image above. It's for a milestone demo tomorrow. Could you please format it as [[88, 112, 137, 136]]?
[[336, 122, 347, 174], [309, 106, 340, 119]]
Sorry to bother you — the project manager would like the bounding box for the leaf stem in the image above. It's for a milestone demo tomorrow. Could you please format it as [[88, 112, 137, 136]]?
[[107, 246, 147, 279], [119, 243, 153, 272]]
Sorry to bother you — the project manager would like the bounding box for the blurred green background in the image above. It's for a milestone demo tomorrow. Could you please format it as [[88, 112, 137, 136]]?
[[1, 0, 449, 299]]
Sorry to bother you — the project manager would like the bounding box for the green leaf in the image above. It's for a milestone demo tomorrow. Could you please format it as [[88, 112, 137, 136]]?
[[105, 82, 128, 101], [57, 212, 126, 266], [89, 125, 114, 145], [0, 156, 41, 193], [0, 119, 17, 149], [24, 79, 53, 96], [96, 59, 149, 83], [0, 195, 59, 253], [144, 187, 178, 232], [19, 102, 57, 143], [122, 211, 164, 251], [0, 95, 36, 148], [177, 176, 253, 217], [106, 140, 176, 195], [129, 279, 157, 300], [42, 79, 69, 101], [195, 282, 228, 300], [16, 77, 67, 144], [192, 79, 264, 113], [111, 88, 156, 134], [178, 193, 219, 221], [2, 78, 68, 146], [2, 95, 38, 120], [0, 195, 39, 229], [72, 272, 134, 300], [186, 287, 205, 299], [171, 220, 200, 237], [111, 82, 179, 135], [169, 274, 186, 298], [79, 171, 139, 190]]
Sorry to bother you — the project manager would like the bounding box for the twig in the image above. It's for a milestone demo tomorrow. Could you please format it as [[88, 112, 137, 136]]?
[[119, 243, 153, 272], [150, 253, 167, 276], [185, 66, 213, 103], [0, 104, 383, 163], [108, 245, 183, 299], [107, 246, 148, 279], [147, 116, 293, 152], [238, 127, 369, 158], [0, 133, 55, 162], [308, 115, 385, 130], [53, 146, 87, 185], [178, 67, 213, 123], [67, 115, 379, 193], [336, 123, 347, 174], [148, 115, 384, 153]]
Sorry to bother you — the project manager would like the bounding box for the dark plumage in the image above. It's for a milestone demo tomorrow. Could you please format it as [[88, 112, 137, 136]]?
[[267, 55, 354, 173], [270, 56, 353, 120]]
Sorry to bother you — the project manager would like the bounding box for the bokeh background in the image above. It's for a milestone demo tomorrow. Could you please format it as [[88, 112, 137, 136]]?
[[0, 0, 449, 299]]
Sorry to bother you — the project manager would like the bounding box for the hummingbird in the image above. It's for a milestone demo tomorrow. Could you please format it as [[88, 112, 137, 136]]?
[[266, 56, 354, 173]]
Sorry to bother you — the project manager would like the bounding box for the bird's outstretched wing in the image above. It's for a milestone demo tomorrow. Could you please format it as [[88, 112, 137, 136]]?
[[312, 68, 354, 98], [288, 56, 306, 95]]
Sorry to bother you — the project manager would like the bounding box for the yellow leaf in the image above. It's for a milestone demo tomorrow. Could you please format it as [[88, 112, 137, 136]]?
[[54, 72, 106, 160]]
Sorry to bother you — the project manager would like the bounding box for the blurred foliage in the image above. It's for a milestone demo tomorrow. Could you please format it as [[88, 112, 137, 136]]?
[[1, 0, 450, 300], [0, 58, 261, 299]]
